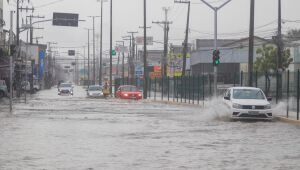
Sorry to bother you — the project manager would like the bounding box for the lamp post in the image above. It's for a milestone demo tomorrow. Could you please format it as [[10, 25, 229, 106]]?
[[88, 16, 100, 85], [200, 0, 231, 97], [85, 28, 92, 87]]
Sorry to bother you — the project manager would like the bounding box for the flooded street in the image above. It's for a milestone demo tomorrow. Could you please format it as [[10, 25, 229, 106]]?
[[0, 86, 300, 170]]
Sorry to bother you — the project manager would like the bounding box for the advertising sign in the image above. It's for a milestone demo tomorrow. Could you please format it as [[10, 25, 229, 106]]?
[[135, 36, 153, 45], [39, 50, 45, 79]]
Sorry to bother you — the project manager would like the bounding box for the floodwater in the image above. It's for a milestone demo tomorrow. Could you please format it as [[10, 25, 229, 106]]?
[[0, 86, 300, 170]]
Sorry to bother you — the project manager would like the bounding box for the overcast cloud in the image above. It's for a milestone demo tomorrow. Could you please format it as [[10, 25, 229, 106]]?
[[3, 0, 300, 56]]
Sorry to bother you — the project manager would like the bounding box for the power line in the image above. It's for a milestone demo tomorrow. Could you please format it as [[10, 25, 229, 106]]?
[[35, 0, 65, 8]]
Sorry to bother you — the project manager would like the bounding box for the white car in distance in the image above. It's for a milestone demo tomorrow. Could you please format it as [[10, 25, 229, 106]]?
[[58, 83, 74, 96], [87, 85, 103, 98], [223, 87, 273, 120]]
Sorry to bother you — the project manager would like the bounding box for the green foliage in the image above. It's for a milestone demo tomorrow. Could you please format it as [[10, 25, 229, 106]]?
[[254, 45, 293, 73], [287, 29, 300, 40]]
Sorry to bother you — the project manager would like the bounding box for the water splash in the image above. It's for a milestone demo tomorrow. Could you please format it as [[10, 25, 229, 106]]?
[[199, 97, 231, 122]]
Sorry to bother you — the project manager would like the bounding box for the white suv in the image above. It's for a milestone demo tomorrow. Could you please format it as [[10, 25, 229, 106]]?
[[223, 87, 273, 120]]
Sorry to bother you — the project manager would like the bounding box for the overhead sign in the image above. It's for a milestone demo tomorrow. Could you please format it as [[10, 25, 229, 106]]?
[[68, 50, 75, 56], [53, 12, 79, 27], [135, 36, 153, 45]]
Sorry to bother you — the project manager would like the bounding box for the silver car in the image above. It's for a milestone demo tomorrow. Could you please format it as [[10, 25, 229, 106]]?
[[58, 83, 74, 96], [87, 85, 103, 98]]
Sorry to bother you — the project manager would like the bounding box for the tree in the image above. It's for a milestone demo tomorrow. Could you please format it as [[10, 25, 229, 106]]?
[[254, 45, 292, 73], [254, 45, 292, 97], [287, 29, 300, 41]]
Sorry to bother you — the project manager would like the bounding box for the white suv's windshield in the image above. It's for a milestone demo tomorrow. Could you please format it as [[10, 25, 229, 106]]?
[[233, 89, 265, 100]]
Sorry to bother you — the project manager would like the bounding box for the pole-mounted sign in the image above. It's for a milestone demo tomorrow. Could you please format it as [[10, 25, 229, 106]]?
[[68, 50, 75, 56], [53, 12, 79, 27]]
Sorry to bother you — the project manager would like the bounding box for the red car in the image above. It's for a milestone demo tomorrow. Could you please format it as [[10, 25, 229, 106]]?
[[116, 85, 142, 100]]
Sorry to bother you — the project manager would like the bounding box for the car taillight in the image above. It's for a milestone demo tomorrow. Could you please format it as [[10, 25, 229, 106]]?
[[123, 93, 128, 97], [138, 93, 142, 96]]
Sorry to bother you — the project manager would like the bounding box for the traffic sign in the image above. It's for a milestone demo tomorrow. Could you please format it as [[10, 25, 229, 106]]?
[[112, 50, 116, 56], [53, 12, 79, 27], [135, 65, 144, 76]]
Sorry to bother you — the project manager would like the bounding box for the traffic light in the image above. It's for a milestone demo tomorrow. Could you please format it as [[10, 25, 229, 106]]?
[[68, 50, 75, 56], [213, 49, 220, 66]]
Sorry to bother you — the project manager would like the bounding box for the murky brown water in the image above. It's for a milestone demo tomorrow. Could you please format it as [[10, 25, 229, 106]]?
[[0, 86, 300, 170]]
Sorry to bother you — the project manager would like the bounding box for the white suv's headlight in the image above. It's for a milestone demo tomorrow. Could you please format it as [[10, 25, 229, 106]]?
[[232, 103, 242, 109], [265, 104, 271, 109]]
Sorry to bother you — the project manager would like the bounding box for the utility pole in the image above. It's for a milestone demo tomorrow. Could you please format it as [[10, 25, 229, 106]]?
[[47, 42, 57, 89], [116, 49, 120, 77], [16, 3, 34, 41], [127, 31, 138, 80], [175, 0, 190, 77], [201, 0, 231, 97], [88, 16, 100, 85], [143, 0, 148, 99], [277, 0, 282, 70], [27, 15, 45, 45], [83, 47, 85, 83], [248, 0, 255, 87], [153, 7, 172, 77], [277, 0, 283, 99], [16, 0, 20, 46], [109, 0, 113, 95], [9, 11, 14, 113], [99, 0, 108, 85], [85, 28, 92, 87], [116, 41, 125, 80], [15, 2, 34, 98], [123, 35, 132, 77]]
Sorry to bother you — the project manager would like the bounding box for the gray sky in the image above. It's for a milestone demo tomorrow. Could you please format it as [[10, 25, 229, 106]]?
[[3, 0, 300, 56]]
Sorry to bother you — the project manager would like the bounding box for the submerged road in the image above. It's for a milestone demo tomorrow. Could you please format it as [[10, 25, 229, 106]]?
[[0, 86, 299, 170]]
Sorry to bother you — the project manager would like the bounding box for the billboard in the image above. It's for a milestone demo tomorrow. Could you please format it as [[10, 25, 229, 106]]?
[[39, 50, 45, 79], [135, 36, 153, 45]]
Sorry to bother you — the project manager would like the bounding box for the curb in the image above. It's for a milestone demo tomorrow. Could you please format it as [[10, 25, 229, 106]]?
[[275, 116, 300, 125]]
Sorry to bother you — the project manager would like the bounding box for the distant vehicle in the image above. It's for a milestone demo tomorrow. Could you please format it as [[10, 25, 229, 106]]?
[[21, 80, 40, 93], [223, 87, 273, 120], [58, 83, 73, 96], [115, 85, 142, 100], [87, 85, 103, 98], [0, 80, 8, 99]]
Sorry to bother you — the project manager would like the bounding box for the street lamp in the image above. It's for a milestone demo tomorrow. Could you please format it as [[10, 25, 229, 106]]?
[[84, 28, 92, 87], [97, 0, 108, 85], [88, 16, 100, 85]]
